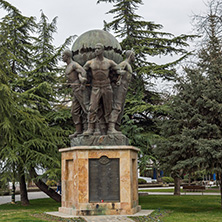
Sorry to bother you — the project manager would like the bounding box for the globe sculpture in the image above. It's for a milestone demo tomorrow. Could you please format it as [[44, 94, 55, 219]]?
[[71, 29, 123, 66]]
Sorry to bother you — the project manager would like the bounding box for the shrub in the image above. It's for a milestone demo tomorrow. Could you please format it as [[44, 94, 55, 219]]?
[[138, 178, 147, 184], [162, 177, 174, 183], [46, 180, 57, 187]]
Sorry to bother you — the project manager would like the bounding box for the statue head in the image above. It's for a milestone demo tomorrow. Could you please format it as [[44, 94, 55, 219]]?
[[95, 43, 104, 56], [125, 50, 135, 62], [63, 49, 72, 57], [62, 49, 72, 62]]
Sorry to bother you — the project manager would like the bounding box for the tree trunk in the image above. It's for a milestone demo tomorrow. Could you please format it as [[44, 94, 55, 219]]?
[[18, 167, 29, 206], [220, 173, 222, 208], [11, 182, 15, 204], [29, 167, 61, 202], [174, 177, 181, 196], [188, 173, 191, 186]]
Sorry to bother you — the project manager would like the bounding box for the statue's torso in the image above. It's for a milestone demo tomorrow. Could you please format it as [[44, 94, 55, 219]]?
[[65, 62, 79, 83], [90, 58, 112, 81]]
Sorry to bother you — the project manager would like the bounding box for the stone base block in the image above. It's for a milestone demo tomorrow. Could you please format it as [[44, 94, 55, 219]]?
[[59, 204, 141, 216], [70, 134, 129, 146]]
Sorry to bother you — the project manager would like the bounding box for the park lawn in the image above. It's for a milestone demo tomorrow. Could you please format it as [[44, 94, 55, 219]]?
[[1, 196, 222, 221], [138, 195, 222, 222], [0, 198, 84, 222]]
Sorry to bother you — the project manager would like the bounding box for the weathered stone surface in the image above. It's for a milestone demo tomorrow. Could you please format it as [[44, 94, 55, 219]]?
[[70, 134, 129, 147], [59, 146, 140, 216]]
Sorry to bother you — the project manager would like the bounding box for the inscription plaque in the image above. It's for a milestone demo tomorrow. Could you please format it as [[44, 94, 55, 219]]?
[[89, 156, 120, 202]]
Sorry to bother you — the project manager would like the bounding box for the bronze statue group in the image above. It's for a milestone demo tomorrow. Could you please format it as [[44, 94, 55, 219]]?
[[62, 43, 135, 138]]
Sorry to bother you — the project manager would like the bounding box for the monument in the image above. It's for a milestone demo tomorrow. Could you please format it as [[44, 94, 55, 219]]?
[[59, 29, 140, 216]]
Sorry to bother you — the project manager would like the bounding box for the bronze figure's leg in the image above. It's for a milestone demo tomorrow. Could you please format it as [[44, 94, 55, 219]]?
[[83, 87, 101, 135], [69, 95, 83, 138]]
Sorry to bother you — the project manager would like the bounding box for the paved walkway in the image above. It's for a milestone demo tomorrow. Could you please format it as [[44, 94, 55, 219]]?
[[83, 210, 154, 222], [0, 191, 48, 205], [138, 187, 220, 195], [82, 215, 135, 222], [47, 210, 154, 222], [139, 191, 219, 195]]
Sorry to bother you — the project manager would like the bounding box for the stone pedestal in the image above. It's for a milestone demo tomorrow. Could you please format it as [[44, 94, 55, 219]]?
[[70, 134, 129, 146], [59, 145, 141, 216]]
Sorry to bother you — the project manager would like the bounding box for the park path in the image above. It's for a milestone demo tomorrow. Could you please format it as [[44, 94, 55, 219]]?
[[139, 186, 220, 195], [0, 191, 48, 205], [82, 215, 134, 222], [139, 191, 219, 195], [47, 210, 153, 222]]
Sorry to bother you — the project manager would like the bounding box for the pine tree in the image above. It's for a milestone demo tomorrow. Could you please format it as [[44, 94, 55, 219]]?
[[0, 26, 19, 192], [97, 0, 192, 76], [28, 11, 75, 199], [0, 0, 39, 205], [32, 11, 74, 138], [155, 0, 222, 202], [0, 0, 74, 204], [192, 0, 222, 205], [155, 68, 209, 195], [97, 0, 195, 174]]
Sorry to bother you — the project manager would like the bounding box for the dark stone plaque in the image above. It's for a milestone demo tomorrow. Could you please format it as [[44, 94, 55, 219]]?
[[89, 156, 120, 202]]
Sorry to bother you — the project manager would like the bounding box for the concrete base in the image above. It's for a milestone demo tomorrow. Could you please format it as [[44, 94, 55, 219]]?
[[46, 209, 154, 218], [59, 205, 141, 216]]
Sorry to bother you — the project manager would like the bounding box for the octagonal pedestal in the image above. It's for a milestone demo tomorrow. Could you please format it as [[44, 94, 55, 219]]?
[[58, 145, 141, 216]]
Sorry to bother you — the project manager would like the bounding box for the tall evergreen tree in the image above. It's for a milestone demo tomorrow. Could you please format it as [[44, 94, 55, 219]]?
[[155, 68, 209, 195], [0, 0, 39, 205], [0, 26, 19, 192], [28, 11, 75, 198], [0, 0, 74, 204], [97, 0, 192, 76], [192, 0, 222, 204], [155, 0, 222, 202], [97, 0, 195, 174]]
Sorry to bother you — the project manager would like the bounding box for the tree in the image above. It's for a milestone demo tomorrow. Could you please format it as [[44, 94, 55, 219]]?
[[0, 0, 74, 204], [96, 0, 195, 174], [154, 68, 208, 195], [28, 11, 75, 201], [0, 0, 40, 205], [0, 23, 19, 196], [155, 0, 222, 202], [192, 0, 222, 205]]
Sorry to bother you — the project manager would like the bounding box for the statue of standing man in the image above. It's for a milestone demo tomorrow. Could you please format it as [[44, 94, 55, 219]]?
[[109, 50, 135, 133], [62, 49, 88, 138], [83, 43, 123, 135]]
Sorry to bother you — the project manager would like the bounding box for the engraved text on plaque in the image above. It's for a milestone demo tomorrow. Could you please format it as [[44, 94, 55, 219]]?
[[89, 156, 120, 202]]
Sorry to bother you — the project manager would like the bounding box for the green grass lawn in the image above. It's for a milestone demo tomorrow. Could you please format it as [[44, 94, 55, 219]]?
[[0, 198, 84, 222], [1, 196, 222, 221], [136, 195, 222, 221]]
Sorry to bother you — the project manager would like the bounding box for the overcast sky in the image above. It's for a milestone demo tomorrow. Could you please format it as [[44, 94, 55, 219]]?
[[0, 0, 209, 92], [1, 0, 208, 47]]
